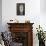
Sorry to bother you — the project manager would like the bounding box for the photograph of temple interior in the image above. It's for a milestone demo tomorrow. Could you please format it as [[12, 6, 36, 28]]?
[[0, 0, 46, 46]]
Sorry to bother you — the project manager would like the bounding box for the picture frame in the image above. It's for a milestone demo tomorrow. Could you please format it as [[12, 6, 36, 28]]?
[[16, 3, 25, 15]]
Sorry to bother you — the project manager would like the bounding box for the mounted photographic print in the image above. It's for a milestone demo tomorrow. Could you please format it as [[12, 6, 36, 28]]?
[[17, 3, 25, 15]]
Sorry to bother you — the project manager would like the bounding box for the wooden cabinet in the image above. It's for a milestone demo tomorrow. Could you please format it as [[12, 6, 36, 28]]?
[[7, 23, 34, 46]]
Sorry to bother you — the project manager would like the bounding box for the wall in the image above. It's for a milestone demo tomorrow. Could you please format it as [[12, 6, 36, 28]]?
[[2, 0, 46, 46], [2, 0, 40, 30], [0, 0, 2, 32]]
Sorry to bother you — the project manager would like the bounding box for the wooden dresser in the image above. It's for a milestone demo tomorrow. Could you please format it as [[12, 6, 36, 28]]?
[[7, 23, 34, 46]]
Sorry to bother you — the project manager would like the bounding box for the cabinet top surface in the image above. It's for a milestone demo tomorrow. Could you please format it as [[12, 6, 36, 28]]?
[[7, 23, 34, 25]]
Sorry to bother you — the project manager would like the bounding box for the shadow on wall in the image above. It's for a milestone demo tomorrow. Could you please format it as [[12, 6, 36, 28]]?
[[0, 0, 2, 32], [0, 13, 2, 32], [40, 0, 46, 14]]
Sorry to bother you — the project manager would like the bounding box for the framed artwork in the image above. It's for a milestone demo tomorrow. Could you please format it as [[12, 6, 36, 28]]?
[[17, 3, 25, 15]]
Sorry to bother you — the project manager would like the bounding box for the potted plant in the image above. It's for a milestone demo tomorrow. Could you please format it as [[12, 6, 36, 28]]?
[[36, 25, 45, 46]]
